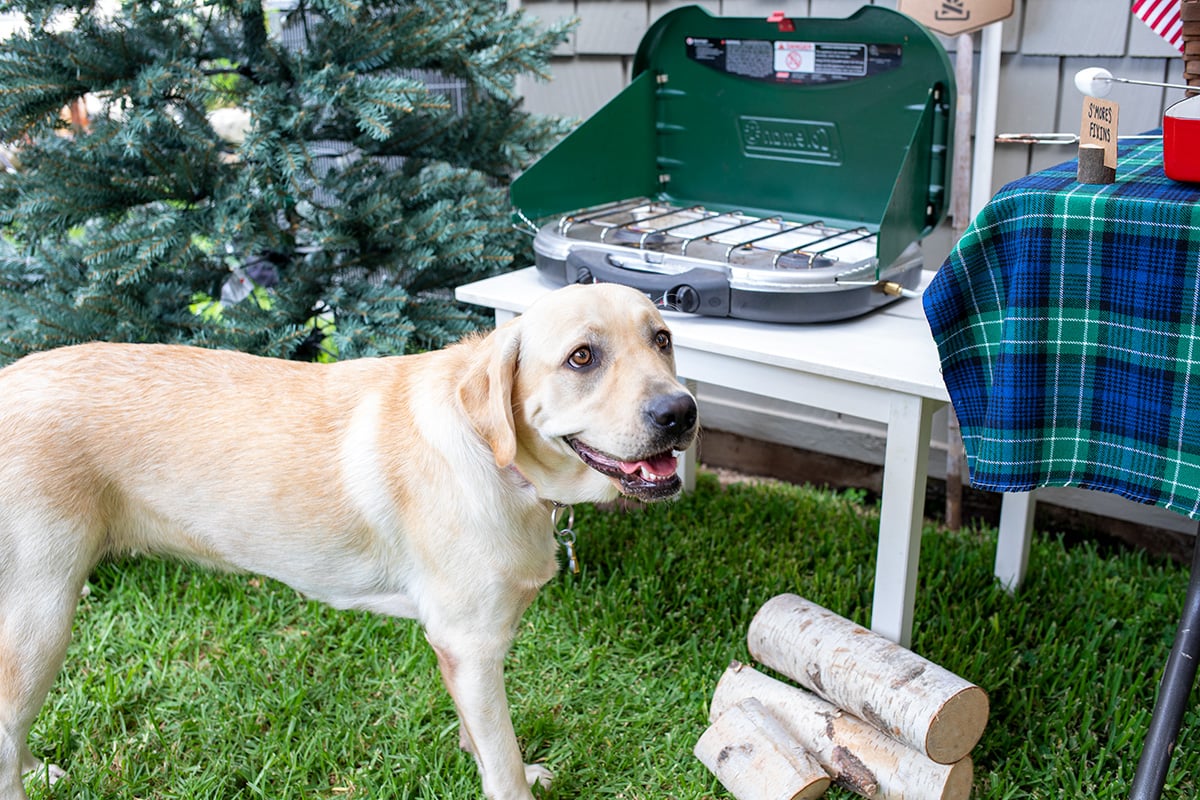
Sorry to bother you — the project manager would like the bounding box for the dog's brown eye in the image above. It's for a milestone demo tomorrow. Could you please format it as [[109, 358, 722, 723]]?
[[654, 330, 672, 351], [568, 346, 593, 369]]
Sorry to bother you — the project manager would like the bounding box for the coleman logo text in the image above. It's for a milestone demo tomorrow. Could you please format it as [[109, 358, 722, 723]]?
[[738, 117, 842, 164]]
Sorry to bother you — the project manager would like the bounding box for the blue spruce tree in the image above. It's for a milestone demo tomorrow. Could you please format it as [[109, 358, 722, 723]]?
[[0, 0, 571, 361]]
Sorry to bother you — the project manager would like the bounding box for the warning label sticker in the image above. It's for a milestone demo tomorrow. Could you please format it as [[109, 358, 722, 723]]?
[[686, 37, 901, 85], [774, 41, 815, 74]]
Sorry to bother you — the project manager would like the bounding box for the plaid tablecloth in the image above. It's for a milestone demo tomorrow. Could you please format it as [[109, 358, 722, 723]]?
[[925, 139, 1200, 518]]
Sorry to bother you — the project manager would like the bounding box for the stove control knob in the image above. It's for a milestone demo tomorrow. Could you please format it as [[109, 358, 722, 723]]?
[[673, 285, 701, 313]]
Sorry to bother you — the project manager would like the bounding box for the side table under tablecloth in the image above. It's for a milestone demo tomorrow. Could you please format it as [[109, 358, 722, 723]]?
[[924, 139, 1200, 800], [926, 139, 1200, 515]]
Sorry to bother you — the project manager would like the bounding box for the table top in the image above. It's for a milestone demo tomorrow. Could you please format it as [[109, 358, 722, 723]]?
[[925, 139, 1200, 518], [456, 267, 950, 403]]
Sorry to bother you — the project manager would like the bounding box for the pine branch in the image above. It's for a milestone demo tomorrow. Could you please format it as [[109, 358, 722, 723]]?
[[0, 0, 571, 361]]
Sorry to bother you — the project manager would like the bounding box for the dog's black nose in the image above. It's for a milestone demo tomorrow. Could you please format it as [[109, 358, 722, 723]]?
[[647, 392, 698, 434]]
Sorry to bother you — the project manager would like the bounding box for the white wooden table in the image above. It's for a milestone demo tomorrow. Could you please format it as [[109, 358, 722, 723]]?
[[456, 267, 1029, 646]]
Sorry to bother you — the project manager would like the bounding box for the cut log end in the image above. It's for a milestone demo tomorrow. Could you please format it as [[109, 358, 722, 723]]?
[[712, 663, 976, 800], [695, 698, 832, 800], [926, 685, 990, 764], [940, 757, 974, 800], [747, 594, 990, 764]]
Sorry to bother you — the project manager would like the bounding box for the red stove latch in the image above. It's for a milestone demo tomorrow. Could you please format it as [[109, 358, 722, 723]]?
[[767, 11, 795, 32]]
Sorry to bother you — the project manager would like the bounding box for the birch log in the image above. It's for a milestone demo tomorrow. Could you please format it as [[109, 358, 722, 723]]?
[[712, 663, 973, 800], [747, 594, 988, 764], [695, 697, 832, 800]]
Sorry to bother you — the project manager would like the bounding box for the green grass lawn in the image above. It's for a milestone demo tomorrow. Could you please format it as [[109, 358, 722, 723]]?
[[23, 471, 1199, 799]]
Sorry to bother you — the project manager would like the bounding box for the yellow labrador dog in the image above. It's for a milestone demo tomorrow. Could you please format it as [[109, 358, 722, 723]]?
[[0, 282, 697, 800]]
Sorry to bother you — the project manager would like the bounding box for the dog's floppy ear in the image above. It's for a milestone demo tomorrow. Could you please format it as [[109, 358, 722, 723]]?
[[458, 320, 520, 468]]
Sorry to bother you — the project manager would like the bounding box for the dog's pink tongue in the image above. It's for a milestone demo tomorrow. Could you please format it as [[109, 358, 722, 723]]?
[[619, 453, 678, 477]]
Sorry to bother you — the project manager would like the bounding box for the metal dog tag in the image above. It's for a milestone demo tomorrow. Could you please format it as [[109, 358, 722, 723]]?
[[552, 503, 580, 575]]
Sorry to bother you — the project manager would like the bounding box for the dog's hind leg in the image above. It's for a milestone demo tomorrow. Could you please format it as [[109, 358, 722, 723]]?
[[0, 522, 95, 800]]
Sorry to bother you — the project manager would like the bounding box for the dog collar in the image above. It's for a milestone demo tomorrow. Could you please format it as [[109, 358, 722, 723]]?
[[506, 464, 533, 489], [507, 466, 579, 575]]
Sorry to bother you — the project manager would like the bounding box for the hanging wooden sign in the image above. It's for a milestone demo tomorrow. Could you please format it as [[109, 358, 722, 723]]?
[[898, 0, 1014, 36]]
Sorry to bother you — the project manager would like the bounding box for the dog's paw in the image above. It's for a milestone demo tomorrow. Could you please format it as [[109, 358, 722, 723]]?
[[22, 760, 67, 785], [47, 763, 67, 785], [524, 763, 552, 791]]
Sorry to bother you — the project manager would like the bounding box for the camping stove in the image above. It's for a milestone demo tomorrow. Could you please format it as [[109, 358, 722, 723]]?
[[511, 5, 954, 322], [531, 198, 923, 322]]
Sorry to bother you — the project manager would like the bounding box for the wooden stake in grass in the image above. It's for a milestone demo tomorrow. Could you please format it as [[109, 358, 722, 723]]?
[[711, 663, 974, 800], [694, 697, 832, 800], [747, 594, 989, 764]]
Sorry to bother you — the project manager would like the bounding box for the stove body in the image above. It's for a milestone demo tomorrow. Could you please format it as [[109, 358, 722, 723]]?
[[511, 5, 954, 322]]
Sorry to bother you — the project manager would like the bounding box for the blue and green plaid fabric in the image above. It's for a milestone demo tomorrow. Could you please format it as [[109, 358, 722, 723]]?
[[924, 139, 1200, 518]]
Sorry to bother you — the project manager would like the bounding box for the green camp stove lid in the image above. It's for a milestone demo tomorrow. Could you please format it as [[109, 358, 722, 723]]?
[[512, 5, 954, 270]]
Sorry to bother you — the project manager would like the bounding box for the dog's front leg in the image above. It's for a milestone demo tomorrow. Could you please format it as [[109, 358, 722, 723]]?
[[427, 634, 548, 800]]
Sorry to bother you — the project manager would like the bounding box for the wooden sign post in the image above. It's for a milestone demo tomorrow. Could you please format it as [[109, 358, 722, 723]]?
[[897, 0, 1013, 529]]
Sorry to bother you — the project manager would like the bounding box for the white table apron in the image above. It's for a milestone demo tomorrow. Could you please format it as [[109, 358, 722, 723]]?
[[456, 267, 1028, 647]]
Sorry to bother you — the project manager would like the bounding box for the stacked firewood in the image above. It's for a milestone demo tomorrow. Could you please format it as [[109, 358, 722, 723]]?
[[695, 595, 989, 800], [1186, 0, 1200, 96]]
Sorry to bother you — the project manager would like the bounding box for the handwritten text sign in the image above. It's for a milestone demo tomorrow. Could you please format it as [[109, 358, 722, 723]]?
[[1080, 96, 1119, 169]]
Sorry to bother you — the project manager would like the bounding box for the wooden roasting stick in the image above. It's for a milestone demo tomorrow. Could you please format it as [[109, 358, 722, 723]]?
[[695, 697, 832, 800], [711, 663, 973, 800], [747, 594, 989, 764]]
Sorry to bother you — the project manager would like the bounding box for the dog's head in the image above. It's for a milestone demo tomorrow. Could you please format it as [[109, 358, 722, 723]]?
[[458, 283, 698, 504]]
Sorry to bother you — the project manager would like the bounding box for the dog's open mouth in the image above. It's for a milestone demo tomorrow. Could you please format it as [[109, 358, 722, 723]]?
[[567, 438, 682, 501]]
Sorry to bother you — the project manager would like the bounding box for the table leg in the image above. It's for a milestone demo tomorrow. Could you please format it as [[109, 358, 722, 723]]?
[[870, 394, 936, 647], [1129, 530, 1200, 800], [677, 379, 698, 493], [995, 491, 1036, 592]]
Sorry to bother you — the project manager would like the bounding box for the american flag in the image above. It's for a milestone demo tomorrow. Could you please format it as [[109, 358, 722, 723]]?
[[1133, 0, 1185, 53]]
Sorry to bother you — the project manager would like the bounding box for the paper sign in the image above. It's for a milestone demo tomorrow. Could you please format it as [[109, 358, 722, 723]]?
[[897, 0, 1014, 35], [1080, 96, 1119, 169]]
